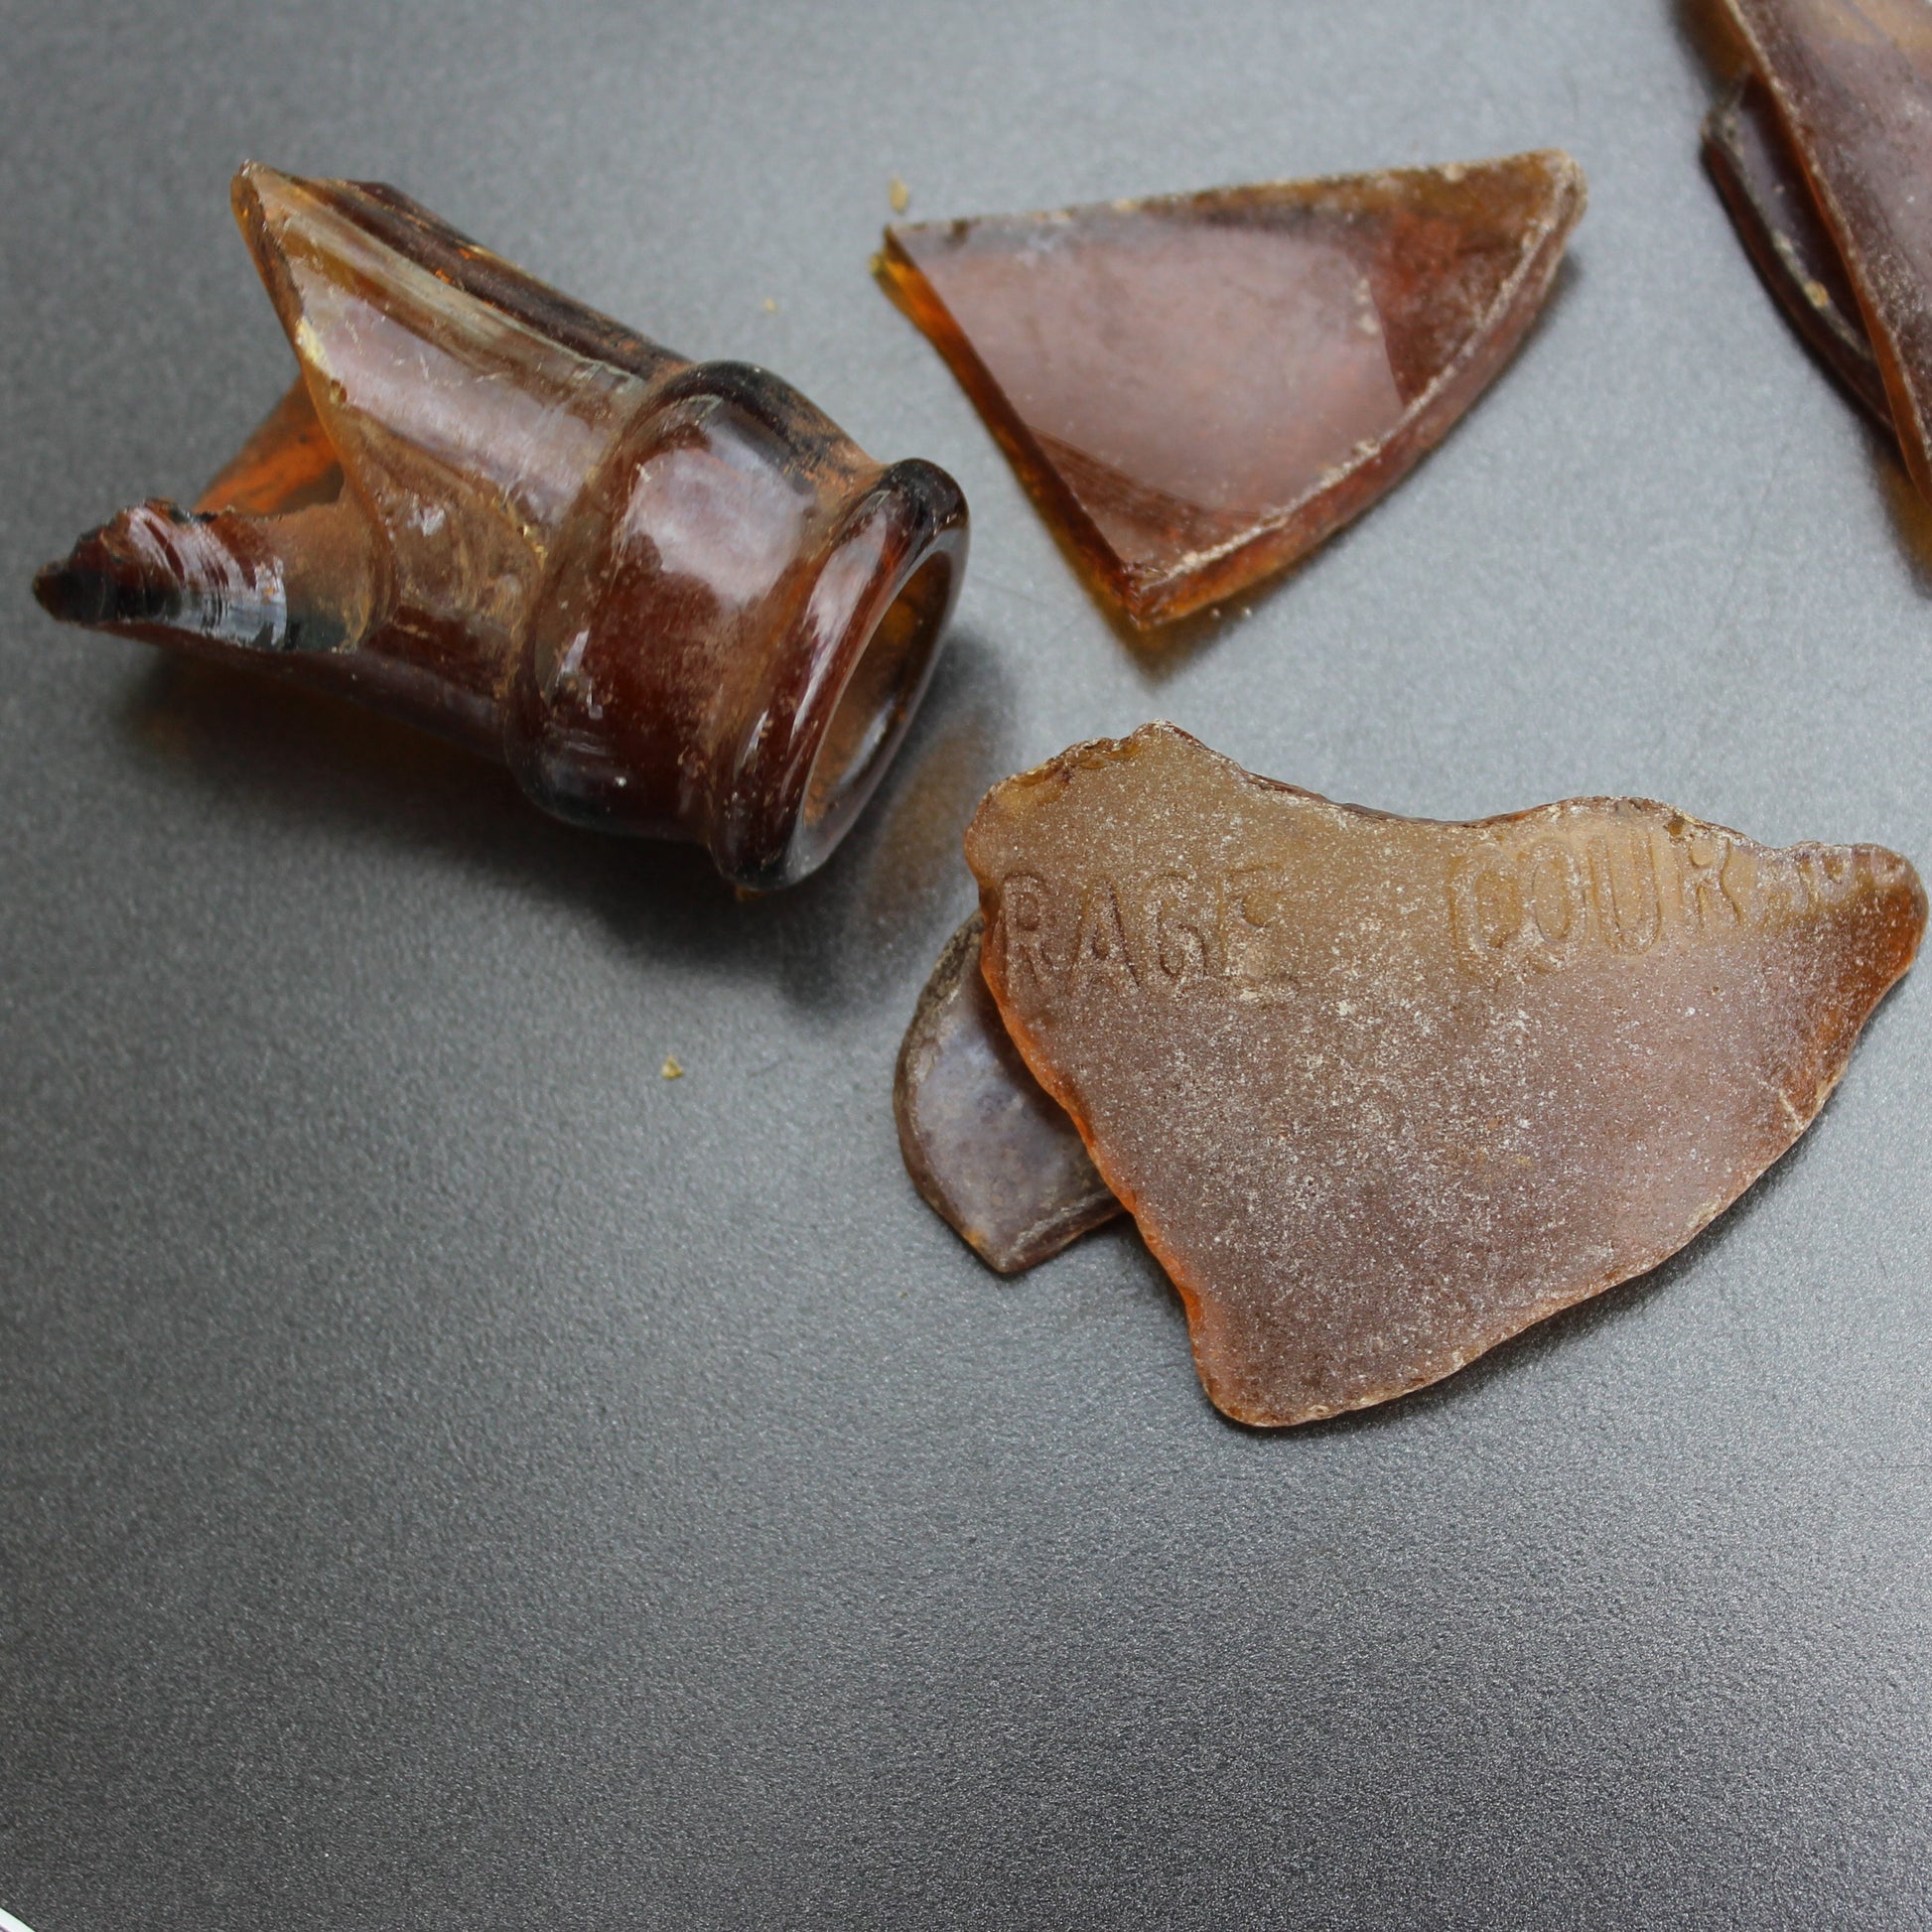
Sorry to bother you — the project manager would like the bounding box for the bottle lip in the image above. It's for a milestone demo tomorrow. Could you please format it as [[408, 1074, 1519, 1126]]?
[[710, 456, 969, 891]]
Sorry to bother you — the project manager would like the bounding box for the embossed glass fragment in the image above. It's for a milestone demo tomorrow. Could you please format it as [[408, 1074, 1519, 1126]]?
[[34, 165, 969, 890], [1707, 0, 1932, 489], [879, 152, 1585, 625], [896, 910, 1122, 1273], [953, 723, 1923, 1426]]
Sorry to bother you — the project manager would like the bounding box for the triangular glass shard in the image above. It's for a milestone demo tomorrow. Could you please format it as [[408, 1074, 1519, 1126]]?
[[896, 911, 1122, 1273], [881, 152, 1585, 625], [1714, 0, 1932, 494], [961, 725, 1924, 1425]]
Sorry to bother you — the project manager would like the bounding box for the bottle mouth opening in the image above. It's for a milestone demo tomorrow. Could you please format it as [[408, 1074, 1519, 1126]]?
[[798, 546, 954, 847], [726, 460, 965, 891], [718, 460, 958, 889]]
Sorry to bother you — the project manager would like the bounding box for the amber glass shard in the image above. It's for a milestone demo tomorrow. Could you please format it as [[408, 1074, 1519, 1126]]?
[[1703, 74, 1893, 431], [1704, 75, 1892, 431], [35, 165, 968, 890], [197, 379, 347, 516], [1716, 0, 1932, 494], [896, 911, 1122, 1272], [880, 152, 1584, 626], [964, 724, 1924, 1427]]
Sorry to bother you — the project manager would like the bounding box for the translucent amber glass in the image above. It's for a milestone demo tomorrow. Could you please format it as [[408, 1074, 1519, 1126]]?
[[963, 725, 1924, 1426], [1716, 0, 1932, 495], [896, 912, 1121, 1273], [881, 153, 1584, 624], [1704, 74, 1892, 429], [36, 166, 969, 889]]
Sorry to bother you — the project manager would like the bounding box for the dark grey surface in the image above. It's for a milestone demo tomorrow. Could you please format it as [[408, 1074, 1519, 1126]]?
[[1, 1, 1927, 1926]]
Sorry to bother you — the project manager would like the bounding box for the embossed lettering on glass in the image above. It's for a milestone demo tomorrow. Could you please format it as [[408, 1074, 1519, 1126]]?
[[897, 725, 1924, 1427]]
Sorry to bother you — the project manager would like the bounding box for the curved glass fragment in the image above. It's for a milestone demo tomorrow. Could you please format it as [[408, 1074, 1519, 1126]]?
[[36, 165, 969, 889], [897, 911, 1122, 1273], [1704, 73, 1892, 430], [1708, 0, 1932, 494], [958, 724, 1924, 1426]]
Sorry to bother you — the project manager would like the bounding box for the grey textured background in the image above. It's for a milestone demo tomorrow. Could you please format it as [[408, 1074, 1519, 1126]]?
[[1, 1, 1927, 1926]]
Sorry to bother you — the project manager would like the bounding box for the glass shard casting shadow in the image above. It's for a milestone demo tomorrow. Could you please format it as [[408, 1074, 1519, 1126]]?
[[961, 724, 1924, 1427], [896, 910, 1122, 1273], [1704, 74, 1892, 432], [35, 164, 970, 890], [879, 152, 1585, 626], [1709, 0, 1932, 495]]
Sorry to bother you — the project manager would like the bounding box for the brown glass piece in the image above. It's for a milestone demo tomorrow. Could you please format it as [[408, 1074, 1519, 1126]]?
[[879, 152, 1584, 626], [896, 911, 1122, 1272], [964, 724, 1925, 1427], [1711, 0, 1932, 494], [1704, 74, 1892, 430], [34, 165, 969, 890]]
